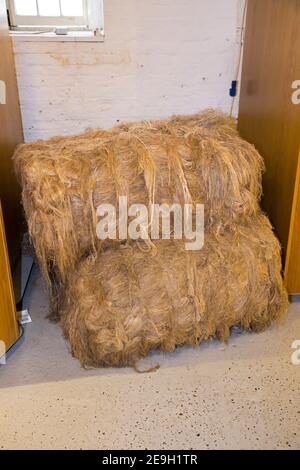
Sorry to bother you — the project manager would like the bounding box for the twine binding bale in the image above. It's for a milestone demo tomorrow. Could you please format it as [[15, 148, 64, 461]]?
[[60, 215, 288, 368], [14, 110, 264, 310]]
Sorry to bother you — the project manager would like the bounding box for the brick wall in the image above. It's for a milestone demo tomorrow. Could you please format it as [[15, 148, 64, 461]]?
[[13, 0, 243, 142]]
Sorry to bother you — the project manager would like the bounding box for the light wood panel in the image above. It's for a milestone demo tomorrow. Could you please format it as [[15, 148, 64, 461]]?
[[238, 0, 300, 293], [285, 152, 300, 294], [0, 0, 24, 268], [0, 201, 19, 352]]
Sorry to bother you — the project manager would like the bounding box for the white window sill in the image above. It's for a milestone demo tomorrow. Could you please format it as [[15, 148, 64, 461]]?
[[10, 30, 104, 43]]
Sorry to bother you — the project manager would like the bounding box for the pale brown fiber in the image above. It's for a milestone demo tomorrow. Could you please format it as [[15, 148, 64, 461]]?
[[14, 110, 263, 301], [60, 216, 287, 368], [13, 110, 288, 367]]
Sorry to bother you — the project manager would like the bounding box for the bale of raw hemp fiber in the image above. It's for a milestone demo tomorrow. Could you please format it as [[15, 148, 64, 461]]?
[[60, 215, 288, 369], [13, 110, 264, 303]]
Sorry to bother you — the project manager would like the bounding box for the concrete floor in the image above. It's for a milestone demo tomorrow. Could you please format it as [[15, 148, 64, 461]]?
[[0, 265, 299, 450]]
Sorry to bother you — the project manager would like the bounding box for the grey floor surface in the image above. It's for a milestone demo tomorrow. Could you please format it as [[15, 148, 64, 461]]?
[[0, 266, 299, 450]]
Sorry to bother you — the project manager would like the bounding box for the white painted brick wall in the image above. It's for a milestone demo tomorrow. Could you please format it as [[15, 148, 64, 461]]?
[[13, 0, 243, 142]]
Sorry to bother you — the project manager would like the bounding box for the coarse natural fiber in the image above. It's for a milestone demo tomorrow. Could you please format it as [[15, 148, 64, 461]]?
[[14, 110, 264, 301], [14, 110, 288, 367], [60, 215, 288, 368]]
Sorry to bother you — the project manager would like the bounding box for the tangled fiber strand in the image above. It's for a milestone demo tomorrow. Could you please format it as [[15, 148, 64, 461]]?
[[60, 215, 288, 368], [14, 109, 288, 367], [14, 110, 264, 303]]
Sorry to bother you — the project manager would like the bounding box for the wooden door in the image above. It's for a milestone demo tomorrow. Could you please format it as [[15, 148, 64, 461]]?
[[0, 201, 19, 352], [285, 151, 300, 294], [238, 0, 300, 294], [0, 0, 24, 268]]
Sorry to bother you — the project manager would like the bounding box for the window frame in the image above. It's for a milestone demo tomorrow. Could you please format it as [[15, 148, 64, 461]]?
[[7, 0, 102, 31]]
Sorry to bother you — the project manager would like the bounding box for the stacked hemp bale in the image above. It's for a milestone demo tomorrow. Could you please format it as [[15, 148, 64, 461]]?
[[14, 110, 288, 368]]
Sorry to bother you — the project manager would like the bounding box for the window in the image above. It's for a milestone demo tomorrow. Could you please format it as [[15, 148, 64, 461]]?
[[7, 0, 104, 32]]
